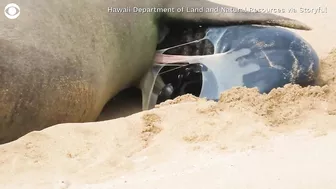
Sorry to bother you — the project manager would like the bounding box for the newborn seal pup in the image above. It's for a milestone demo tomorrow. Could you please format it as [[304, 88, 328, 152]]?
[[0, 0, 311, 143], [142, 25, 318, 109]]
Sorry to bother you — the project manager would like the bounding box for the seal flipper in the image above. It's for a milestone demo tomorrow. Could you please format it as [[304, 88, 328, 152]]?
[[164, 0, 311, 30]]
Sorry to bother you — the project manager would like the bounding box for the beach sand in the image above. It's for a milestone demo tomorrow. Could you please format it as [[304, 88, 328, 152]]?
[[1, 0, 336, 188]]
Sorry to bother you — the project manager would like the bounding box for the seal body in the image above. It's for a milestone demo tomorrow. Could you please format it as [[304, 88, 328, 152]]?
[[1, 0, 160, 143], [0, 0, 312, 143]]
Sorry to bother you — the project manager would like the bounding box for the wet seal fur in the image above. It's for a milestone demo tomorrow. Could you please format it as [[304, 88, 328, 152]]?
[[0, 0, 311, 143]]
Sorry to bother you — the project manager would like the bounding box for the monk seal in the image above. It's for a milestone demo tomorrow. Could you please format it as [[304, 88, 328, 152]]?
[[141, 25, 319, 109], [1, 0, 311, 143]]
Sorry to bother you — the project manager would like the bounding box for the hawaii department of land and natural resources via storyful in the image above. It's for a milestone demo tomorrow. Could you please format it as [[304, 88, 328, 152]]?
[[107, 6, 327, 14]]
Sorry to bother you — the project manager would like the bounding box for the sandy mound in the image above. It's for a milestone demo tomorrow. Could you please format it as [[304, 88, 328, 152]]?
[[1, 0, 336, 188], [1, 50, 336, 188]]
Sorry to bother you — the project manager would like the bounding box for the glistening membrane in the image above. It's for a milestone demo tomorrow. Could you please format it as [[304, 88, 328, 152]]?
[[140, 25, 319, 110]]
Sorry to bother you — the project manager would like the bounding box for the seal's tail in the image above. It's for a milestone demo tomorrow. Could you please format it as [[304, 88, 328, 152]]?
[[164, 0, 311, 30]]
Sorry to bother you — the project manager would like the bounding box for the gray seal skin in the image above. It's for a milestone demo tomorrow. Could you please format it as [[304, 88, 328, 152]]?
[[0, 0, 311, 143]]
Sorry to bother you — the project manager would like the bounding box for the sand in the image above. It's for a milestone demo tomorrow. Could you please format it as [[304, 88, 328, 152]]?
[[1, 0, 336, 188]]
